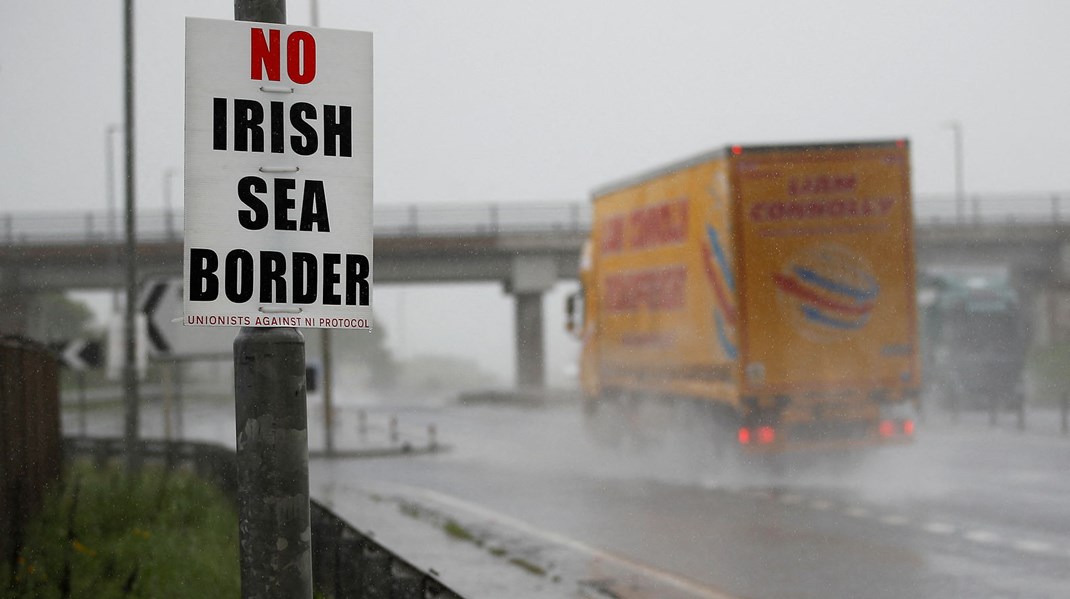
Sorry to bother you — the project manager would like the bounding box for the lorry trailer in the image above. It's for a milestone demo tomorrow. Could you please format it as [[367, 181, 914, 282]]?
[[567, 140, 920, 454]]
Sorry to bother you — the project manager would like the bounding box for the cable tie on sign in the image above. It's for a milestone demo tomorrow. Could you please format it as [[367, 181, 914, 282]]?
[[259, 85, 294, 94], [259, 306, 303, 314], [259, 166, 300, 173]]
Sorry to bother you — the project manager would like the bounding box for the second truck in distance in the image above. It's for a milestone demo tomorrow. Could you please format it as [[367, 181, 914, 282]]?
[[567, 140, 920, 455]]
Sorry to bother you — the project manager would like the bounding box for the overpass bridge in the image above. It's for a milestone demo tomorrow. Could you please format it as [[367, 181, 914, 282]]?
[[4, 194, 1070, 386]]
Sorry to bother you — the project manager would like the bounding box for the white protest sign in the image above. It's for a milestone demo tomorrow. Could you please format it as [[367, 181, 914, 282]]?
[[184, 18, 372, 330]]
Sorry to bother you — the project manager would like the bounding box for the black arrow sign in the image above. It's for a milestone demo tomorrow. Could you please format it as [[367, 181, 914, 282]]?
[[140, 280, 173, 353], [51, 339, 104, 371]]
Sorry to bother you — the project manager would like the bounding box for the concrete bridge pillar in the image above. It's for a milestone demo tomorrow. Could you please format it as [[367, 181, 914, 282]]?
[[514, 292, 544, 389], [506, 256, 557, 389]]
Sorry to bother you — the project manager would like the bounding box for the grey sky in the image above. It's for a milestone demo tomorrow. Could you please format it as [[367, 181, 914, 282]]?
[[2, 1, 1068, 382]]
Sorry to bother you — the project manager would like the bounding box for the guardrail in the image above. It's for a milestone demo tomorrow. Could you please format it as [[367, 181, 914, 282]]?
[[2, 194, 1069, 246], [62, 437, 464, 599]]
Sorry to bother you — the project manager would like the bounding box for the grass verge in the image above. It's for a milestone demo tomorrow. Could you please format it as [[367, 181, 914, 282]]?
[[2, 460, 240, 599]]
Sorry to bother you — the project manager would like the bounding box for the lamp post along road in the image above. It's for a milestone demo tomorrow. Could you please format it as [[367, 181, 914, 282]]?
[[946, 120, 965, 223], [163, 168, 179, 240], [122, 0, 140, 474], [105, 124, 121, 312]]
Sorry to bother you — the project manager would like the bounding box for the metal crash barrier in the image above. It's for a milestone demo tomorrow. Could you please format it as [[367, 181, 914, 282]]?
[[62, 437, 464, 599]]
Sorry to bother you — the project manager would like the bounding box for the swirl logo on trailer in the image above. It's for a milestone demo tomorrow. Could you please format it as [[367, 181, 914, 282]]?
[[773, 245, 879, 341], [701, 224, 738, 359]]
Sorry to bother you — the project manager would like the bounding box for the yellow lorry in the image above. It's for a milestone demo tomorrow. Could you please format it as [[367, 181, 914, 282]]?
[[567, 140, 919, 454]]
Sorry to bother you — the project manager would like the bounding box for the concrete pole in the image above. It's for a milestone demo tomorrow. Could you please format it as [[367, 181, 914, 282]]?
[[234, 328, 312, 599], [232, 4, 311, 598], [236, 0, 285, 22], [321, 329, 334, 455]]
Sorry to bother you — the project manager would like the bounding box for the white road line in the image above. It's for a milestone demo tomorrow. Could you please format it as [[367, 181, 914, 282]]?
[[879, 514, 909, 526], [402, 485, 744, 599], [809, 499, 833, 511], [1012, 540, 1054, 554], [963, 530, 1001, 545], [845, 506, 870, 519], [921, 522, 956, 535]]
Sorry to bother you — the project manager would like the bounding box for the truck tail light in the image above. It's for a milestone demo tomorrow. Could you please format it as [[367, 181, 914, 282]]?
[[738, 427, 751, 445], [756, 426, 776, 445], [902, 419, 915, 436]]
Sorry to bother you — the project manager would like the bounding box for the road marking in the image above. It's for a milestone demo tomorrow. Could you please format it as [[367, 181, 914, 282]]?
[[808, 499, 833, 511], [921, 522, 956, 535], [964, 530, 1001, 545], [845, 506, 870, 519], [401, 485, 744, 599], [1012, 540, 1054, 554], [879, 514, 909, 526], [778, 493, 804, 505]]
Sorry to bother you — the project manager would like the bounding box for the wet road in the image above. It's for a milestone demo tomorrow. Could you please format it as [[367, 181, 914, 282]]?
[[308, 400, 1070, 599], [65, 394, 1070, 598]]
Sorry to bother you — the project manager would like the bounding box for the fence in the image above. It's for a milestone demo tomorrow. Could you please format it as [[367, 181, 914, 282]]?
[[0, 337, 62, 574], [0, 201, 591, 245], [62, 436, 464, 599]]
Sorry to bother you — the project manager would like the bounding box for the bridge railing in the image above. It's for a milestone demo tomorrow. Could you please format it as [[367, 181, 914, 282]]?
[[0, 201, 592, 246], [913, 192, 1070, 226], [2, 194, 1069, 246]]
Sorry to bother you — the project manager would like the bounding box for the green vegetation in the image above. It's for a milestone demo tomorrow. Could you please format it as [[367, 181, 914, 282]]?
[[441, 519, 477, 544], [507, 557, 547, 577], [28, 293, 97, 345], [2, 461, 239, 599], [393, 498, 555, 580]]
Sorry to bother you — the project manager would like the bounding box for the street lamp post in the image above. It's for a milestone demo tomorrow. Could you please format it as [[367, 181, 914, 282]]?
[[122, 0, 141, 474], [106, 124, 122, 312], [163, 168, 179, 240], [945, 121, 965, 223]]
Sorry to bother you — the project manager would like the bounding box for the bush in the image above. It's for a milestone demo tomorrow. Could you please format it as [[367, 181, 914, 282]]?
[[2, 461, 240, 598]]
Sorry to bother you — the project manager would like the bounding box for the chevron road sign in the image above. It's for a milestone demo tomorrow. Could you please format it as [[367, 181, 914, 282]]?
[[139, 277, 234, 356], [52, 339, 104, 371]]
